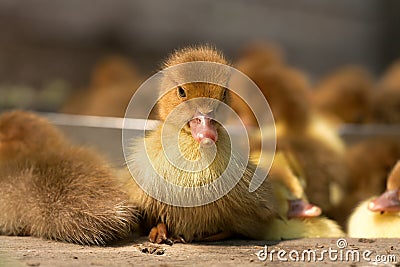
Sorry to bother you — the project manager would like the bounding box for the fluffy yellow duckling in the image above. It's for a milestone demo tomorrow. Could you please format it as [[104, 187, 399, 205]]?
[[123, 45, 277, 243], [348, 161, 400, 237], [263, 152, 344, 240], [333, 137, 400, 227]]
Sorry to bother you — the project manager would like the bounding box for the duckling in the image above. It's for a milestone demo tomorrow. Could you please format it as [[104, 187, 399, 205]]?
[[243, 65, 347, 212], [367, 88, 400, 124], [262, 152, 344, 240], [123, 45, 277, 243], [366, 60, 400, 124], [61, 55, 144, 118], [0, 110, 65, 161], [235, 42, 285, 81], [230, 42, 285, 128], [0, 111, 138, 245], [379, 59, 400, 92], [312, 66, 373, 124], [348, 161, 400, 238], [332, 137, 400, 227]]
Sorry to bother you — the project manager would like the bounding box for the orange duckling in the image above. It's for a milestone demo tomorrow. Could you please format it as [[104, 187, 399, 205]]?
[[123, 45, 277, 244]]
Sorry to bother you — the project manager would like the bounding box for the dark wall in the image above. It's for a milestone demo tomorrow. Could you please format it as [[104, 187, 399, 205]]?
[[0, 0, 398, 89]]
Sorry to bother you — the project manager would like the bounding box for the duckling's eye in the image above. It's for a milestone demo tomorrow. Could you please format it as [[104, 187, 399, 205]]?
[[222, 90, 227, 100], [177, 86, 187, 98]]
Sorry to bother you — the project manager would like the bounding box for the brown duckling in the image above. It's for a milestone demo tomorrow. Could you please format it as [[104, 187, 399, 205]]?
[[379, 59, 400, 92], [0, 110, 65, 161], [230, 42, 285, 128], [0, 110, 138, 245], [367, 89, 400, 124], [366, 59, 400, 123], [61, 55, 143, 118], [312, 66, 373, 124]]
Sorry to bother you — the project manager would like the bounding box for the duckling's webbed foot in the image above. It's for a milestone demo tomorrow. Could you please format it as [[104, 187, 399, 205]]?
[[148, 223, 186, 245], [149, 223, 168, 244]]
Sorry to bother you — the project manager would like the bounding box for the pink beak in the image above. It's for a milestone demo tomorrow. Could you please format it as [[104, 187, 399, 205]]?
[[287, 199, 322, 219], [189, 111, 218, 144], [368, 189, 400, 212]]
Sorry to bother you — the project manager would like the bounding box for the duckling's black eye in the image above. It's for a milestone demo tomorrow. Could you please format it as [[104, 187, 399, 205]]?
[[177, 86, 187, 98], [223, 90, 227, 100]]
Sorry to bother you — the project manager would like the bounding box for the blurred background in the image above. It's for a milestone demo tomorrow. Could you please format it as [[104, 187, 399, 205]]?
[[0, 0, 399, 112]]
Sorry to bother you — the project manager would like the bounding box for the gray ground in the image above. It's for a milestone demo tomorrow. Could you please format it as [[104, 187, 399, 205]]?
[[1, 236, 399, 267]]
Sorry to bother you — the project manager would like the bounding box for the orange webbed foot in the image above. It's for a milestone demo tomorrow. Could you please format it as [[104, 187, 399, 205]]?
[[148, 223, 186, 245]]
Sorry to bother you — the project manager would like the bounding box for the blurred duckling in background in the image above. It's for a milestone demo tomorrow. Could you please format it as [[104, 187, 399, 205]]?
[[367, 60, 400, 124], [348, 161, 400, 237], [237, 62, 347, 213], [263, 152, 344, 240], [312, 66, 374, 124], [232, 42, 284, 128], [0, 111, 138, 245], [331, 137, 400, 227], [379, 59, 400, 92], [61, 55, 143, 118], [123, 45, 277, 244], [234, 42, 285, 79], [368, 89, 400, 124]]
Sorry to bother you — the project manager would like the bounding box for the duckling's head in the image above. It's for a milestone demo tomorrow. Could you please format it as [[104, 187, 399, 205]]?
[[368, 161, 400, 213], [157, 45, 230, 145], [90, 55, 139, 88], [250, 66, 312, 130], [0, 111, 65, 161], [271, 176, 322, 219], [235, 42, 284, 74], [368, 89, 400, 124], [313, 66, 373, 123], [380, 59, 400, 91]]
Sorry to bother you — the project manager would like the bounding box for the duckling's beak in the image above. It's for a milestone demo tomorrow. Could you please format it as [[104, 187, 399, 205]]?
[[368, 189, 400, 212], [287, 199, 322, 219], [189, 111, 218, 145]]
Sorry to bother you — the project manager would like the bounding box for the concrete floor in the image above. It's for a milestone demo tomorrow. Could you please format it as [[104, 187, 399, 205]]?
[[0, 236, 399, 266]]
